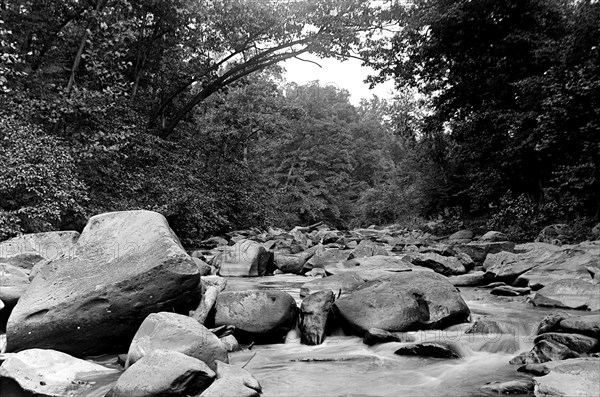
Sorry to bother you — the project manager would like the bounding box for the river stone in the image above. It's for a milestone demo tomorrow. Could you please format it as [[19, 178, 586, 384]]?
[[212, 290, 297, 343], [483, 251, 538, 282], [304, 247, 351, 272], [193, 257, 212, 276], [126, 312, 228, 371], [273, 252, 306, 274], [517, 363, 551, 376], [490, 285, 531, 296], [219, 334, 241, 353], [531, 279, 600, 311], [394, 342, 461, 358], [334, 271, 470, 334], [215, 360, 261, 392], [107, 350, 215, 397], [0, 231, 79, 270], [6, 210, 200, 356], [449, 229, 473, 242], [300, 272, 365, 297], [448, 271, 487, 286], [455, 241, 516, 263], [409, 252, 466, 276], [481, 379, 535, 394], [536, 314, 565, 335], [0, 263, 30, 307], [480, 231, 509, 242], [200, 378, 260, 397], [0, 348, 119, 397], [348, 239, 388, 259], [533, 357, 600, 397], [325, 255, 413, 275], [213, 239, 270, 277], [363, 328, 414, 346], [559, 314, 600, 337], [533, 332, 598, 354], [465, 318, 519, 334], [299, 290, 335, 345]]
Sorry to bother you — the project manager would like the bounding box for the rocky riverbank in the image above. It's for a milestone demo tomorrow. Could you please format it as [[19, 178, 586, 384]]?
[[0, 210, 598, 396]]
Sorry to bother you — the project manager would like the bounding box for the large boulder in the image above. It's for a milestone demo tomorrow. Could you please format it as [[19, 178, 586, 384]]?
[[107, 350, 215, 397], [533, 332, 598, 354], [324, 255, 413, 275], [0, 231, 79, 270], [483, 251, 537, 282], [126, 312, 228, 371], [455, 241, 516, 263], [213, 239, 270, 277], [448, 229, 473, 243], [0, 348, 119, 397], [348, 240, 388, 259], [300, 272, 365, 297], [0, 263, 29, 308], [533, 358, 600, 397], [559, 314, 600, 338], [212, 290, 297, 343], [273, 252, 306, 274], [531, 279, 600, 311], [409, 252, 466, 276], [299, 290, 335, 345], [6, 210, 201, 356], [303, 247, 351, 272], [334, 271, 470, 335]]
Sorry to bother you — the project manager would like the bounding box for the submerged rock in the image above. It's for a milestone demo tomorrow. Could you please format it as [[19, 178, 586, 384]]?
[[6, 210, 200, 356], [394, 342, 461, 359], [299, 290, 335, 345], [481, 379, 535, 394], [363, 328, 414, 346]]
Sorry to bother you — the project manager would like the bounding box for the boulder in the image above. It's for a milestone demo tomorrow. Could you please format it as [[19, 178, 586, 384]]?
[[394, 342, 461, 358], [212, 290, 297, 343], [273, 252, 306, 274], [348, 239, 388, 259], [200, 378, 260, 397], [536, 224, 569, 245], [533, 357, 600, 397], [215, 360, 261, 393], [465, 318, 519, 334], [324, 255, 413, 275], [531, 279, 600, 311], [213, 239, 270, 277], [304, 247, 351, 272], [481, 379, 534, 394], [449, 271, 487, 287], [300, 272, 365, 297], [193, 257, 212, 276], [559, 314, 600, 338], [409, 252, 466, 276], [0, 231, 79, 270], [6, 210, 200, 356], [0, 348, 119, 397], [299, 290, 335, 345], [455, 241, 516, 263], [305, 268, 327, 277], [533, 332, 598, 354], [219, 335, 241, 353], [334, 271, 470, 334], [126, 312, 228, 371], [510, 339, 579, 365], [107, 350, 215, 397], [448, 229, 473, 243], [536, 314, 565, 335], [490, 285, 531, 296], [483, 251, 538, 282], [363, 328, 414, 346], [0, 263, 30, 307], [480, 231, 509, 242]]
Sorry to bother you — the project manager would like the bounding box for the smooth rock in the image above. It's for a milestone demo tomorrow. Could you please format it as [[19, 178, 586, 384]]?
[[299, 290, 334, 345], [394, 342, 461, 358], [300, 272, 365, 297], [215, 360, 261, 392], [200, 378, 260, 397], [214, 239, 270, 277], [531, 279, 600, 311], [273, 252, 306, 274], [348, 239, 388, 259], [448, 271, 487, 286], [533, 332, 598, 354], [483, 251, 537, 282], [559, 314, 600, 337], [6, 210, 200, 356], [0, 263, 30, 307], [0, 348, 118, 397], [449, 230, 473, 242], [212, 290, 297, 343], [0, 231, 79, 270], [480, 231, 509, 242], [533, 357, 600, 397], [304, 247, 351, 272], [536, 314, 565, 335], [325, 255, 413, 275], [409, 252, 466, 276], [481, 379, 535, 394], [363, 328, 414, 346], [455, 241, 516, 263], [517, 363, 551, 376], [126, 312, 228, 371], [219, 335, 241, 353]]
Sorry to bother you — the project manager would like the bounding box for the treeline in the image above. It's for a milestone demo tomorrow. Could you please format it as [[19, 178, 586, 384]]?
[[1, 0, 599, 244]]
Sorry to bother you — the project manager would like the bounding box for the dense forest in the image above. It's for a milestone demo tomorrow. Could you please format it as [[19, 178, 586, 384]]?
[[1, 0, 599, 245]]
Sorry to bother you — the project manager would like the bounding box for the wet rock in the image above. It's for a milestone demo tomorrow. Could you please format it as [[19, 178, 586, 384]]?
[[334, 271, 470, 334], [531, 279, 600, 311], [480, 231, 509, 242], [300, 272, 365, 297], [305, 268, 327, 277], [215, 360, 261, 393], [483, 251, 537, 282], [107, 350, 215, 397], [511, 339, 579, 364], [559, 314, 600, 338], [409, 252, 467, 276], [198, 236, 229, 249], [465, 318, 518, 334], [363, 328, 414, 346], [299, 290, 335, 345], [303, 247, 351, 272], [348, 239, 388, 259], [533, 332, 598, 354], [200, 378, 260, 397], [490, 285, 531, 296], [325, 255, 413, 275], [273, 252, 306, 274], [219, 335, 241, 353], [126, 312, 228, 371], [455, 241, 516, 263], [517, 363, 551, 376], [0, 231, 79, 270], [212, 290, 297, 343], [533, 357, 600, 397], [213, 239, 270, 277], [394, 342, 461, 358], [449, 271, 487, 286], [0, 263, 29, 308], [481, 379, 535, 394], [536, 314, 565, 335], [0, 348, 118, 397], [6, 210, 200, 356]]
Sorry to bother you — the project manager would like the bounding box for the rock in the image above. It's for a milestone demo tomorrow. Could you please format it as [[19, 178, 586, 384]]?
[[213, 239, 270, 277], [126, 312, 228, 371], [198, 236, 229, 249], [517, 363, 551, 376], [200, 378, 260, 397], [305, 268, 327, 277], [0, 263, 30, 307], [559, 314, 600, 338], [6, 210, 200, 356], [531, 279, 600, 311], [394, 342, 461, 358], [455, 241, 516, 263], [480, 231, 509, 242], [511, 339, 579, 364], [363, 328, 414, 346], [483, 251, 537, 282], [0, 231, 79, 270], [449, 229, 473, 242], [212, 290, 297, 343], [300, 272, 365, 297], [533, 332, 598, 354], [481, 379, 535, 394], [193, 257, 212, 276], [533, 357, 600, 397], [490, 285, 531, 296], [215, 360, 261, 393], [299, 290, 334, 345], [219, 335, 241, 353], [448, 271, 487, 286], [107, 350, 215, 397], [536, 314, 565, 335], [536, 224, 569, 245], [304, 247, 351, 272], [334, 271, 470, 334], [592, 223, 600, 239], [409, 252, 466, 276], [325, 255, 413, 275], [273, 252, 306, 274], [0, 348, 119, 397], [348, 239, 388, 259], [465, 318, 518, 334]]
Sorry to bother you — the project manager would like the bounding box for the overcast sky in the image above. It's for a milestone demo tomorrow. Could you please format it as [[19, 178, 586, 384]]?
[[281, 54, 396, 105]]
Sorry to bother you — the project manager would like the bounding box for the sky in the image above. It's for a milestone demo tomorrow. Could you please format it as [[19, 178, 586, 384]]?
[[281, 54, 396, 105]]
